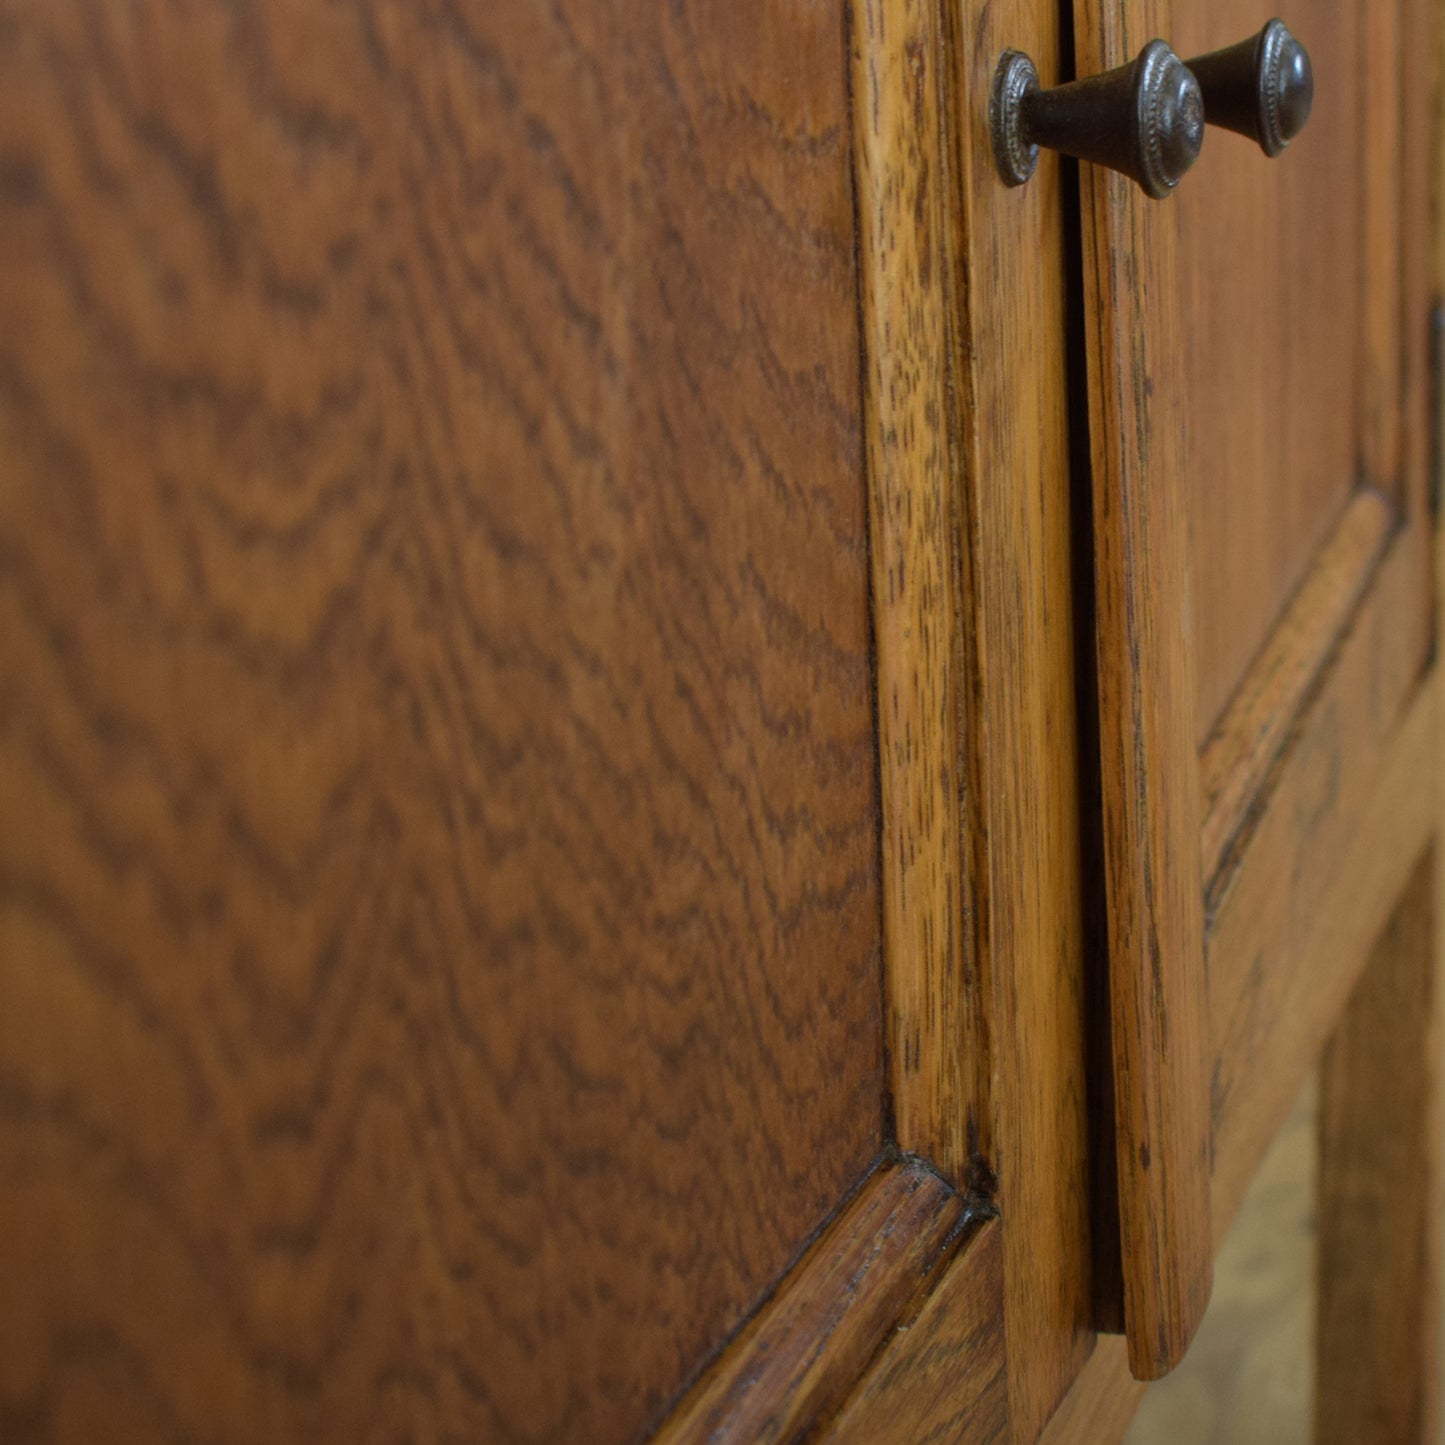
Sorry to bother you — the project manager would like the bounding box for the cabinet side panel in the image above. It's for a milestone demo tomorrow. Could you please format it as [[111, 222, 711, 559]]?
[[0, 3, 885, 1443]]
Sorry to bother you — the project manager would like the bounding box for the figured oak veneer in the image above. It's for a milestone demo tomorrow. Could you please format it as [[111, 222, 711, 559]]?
[[0, 3, 886, 1443]]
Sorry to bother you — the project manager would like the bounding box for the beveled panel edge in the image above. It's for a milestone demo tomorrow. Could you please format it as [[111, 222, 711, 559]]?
[[1207, 539, 1436, 1219], [820, 1215, 1009, 1444], [1200, 487, 1395, 888], [651, 1160, 987, 1445]]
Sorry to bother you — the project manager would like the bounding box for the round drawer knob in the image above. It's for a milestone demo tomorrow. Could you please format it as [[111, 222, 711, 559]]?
[[1187, 19, 1314, 157]]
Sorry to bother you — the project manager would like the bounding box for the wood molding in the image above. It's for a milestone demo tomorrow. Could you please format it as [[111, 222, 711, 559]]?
[[1208, 533, 1432, 1206], [654, 0, 1090, 1435], [821, 1218, 1008, 1443], [1200, 488, 1393, 883], [654, 1163, 970, 1445]]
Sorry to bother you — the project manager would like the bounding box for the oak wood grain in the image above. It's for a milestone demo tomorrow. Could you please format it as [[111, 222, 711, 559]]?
[[853, 0, 981, 1186], [1047, 0, 1437, 1421], [1317, 852, 1442, 1445], [820, 1218, 1008, 1445], [1072, 0, 1214, 1380], [854, 3, 1094, 1433], [941, 0, 1096, 1433], [1199, 488, 1393, 882], [656, 1164, 968, 1445], [0, 3, 886, 1442]]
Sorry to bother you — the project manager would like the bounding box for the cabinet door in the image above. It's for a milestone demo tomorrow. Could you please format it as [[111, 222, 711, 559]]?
[[1077, 0, 1436, 1381]]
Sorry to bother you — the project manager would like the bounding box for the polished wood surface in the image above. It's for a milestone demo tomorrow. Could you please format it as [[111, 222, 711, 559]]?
[[1174, 1, 1375, 740], [1073, 0, 1214, 1380], [943, 0, 1095, 1433], [657, 1165, 968, 1445], [1199, 490, 1392, 881], [0, 3, 887, 1442], [854, 0, 981, 1185], [1208, 536, 1434, 1214], [4, 0, 1441, 1439], [1317, 853, 1442, 1445], [822, 1219, 1008, 1445], [856, 0, 1095, 1432]]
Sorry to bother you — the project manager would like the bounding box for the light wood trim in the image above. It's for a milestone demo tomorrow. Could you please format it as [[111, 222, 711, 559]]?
[[1199, 488, 1394, 882], [655, 1163, 967, 1445], [1073, 0, 1213, 1380], [820, 1219, 1008, 1444], [853, 0, 983, 1177], [939, 0, 1095, 1433], [1317, 850, 1442, 1445], [855, 1, 1094, 1431]]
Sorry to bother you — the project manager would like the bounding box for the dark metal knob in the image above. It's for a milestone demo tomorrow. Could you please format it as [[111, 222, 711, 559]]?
[[1186, 19, 1313, 157], [991, 40, 1205, 199]]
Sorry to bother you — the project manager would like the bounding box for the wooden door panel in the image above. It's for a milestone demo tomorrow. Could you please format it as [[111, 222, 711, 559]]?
[[1077, 0, 1436, 1391], [0, 3, 887, 1442], [1175, 1, 1366, 740]]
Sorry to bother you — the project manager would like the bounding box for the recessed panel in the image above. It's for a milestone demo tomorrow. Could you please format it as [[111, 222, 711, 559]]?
[[0, 3, 884, 1442]]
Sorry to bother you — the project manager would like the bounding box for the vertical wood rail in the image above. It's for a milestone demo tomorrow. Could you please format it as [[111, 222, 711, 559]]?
[[852, 0, 984, 1178], [853, 0, 1095, 1427], [1072, 0, 1214, 1379], [939, 0, 1095, 1434]]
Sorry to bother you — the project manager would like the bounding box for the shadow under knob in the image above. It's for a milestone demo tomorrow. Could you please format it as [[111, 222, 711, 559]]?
[[992, 40, 1205, 199], [1187, 19, 1314, 157]]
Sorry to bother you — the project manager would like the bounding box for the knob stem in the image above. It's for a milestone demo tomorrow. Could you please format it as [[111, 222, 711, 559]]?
[[992, 41, 1206, 199]]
